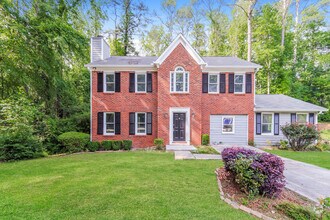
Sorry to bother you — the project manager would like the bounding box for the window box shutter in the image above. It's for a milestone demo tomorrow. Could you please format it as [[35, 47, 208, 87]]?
[[147, 112, 152, 135], [129, 112, 135, 135], [129, 73, 135, 92], [246, 73, 252, 93], [97, 72, 103, 92], [115, 72, 120, 92], [229, 73, 234, 93], [147, 73, 152, 93], [291, 113, 296, 123], [202, 73, 208, 93], [97, 112, 103, 135], [115, 112, 121, 134], [309, 113, 315, 124], [256, 113, 261, 135], [220, 73, 226, 93], [274, 113, 280, 135]]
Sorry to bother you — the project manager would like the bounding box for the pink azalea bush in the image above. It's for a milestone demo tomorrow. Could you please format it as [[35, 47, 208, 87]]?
[[222, 147, 285, 198]]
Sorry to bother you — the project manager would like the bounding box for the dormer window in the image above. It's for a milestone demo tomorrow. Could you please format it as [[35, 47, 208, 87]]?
[[170, 66, 189, 93]]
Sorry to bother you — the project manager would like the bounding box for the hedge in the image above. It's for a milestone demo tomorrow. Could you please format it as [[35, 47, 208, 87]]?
[[58, 132, 90, 153]]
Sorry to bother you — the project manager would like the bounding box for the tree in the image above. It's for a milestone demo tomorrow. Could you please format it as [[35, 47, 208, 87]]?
[[141, 25, 170, 56], [278, 0, 292, 47], [191, 23, 207, 55]]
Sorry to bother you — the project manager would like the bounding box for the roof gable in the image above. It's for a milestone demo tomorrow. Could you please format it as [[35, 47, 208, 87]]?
[[154, 34, 206, 67]]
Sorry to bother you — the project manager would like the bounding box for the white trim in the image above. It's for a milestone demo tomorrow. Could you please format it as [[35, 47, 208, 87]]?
[[135, 73, 147, 93], [208, 73, 219, 93], [170, 67, 189, 93], [135, 112, 147, 135], [169, 107, 190, 145], [103, 112, 115, 135], [234, 73, 245, 94], [90, 70, 92, 141], [103, 72, 115, 93], [154, 34, 206, 67], [261, 112, 274, 135], [254, 109, 324, 112], [222, 115, 235, 134]]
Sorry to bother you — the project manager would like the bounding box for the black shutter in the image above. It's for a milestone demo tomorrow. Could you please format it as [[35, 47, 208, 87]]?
[[220, 73, 226, 93], [115, 72, 120, 92], [147, 112, 152, 135], [229, 73, 234, 93], [129, 73, 135, 92], [97, 72, 103, 92], [147, 73, 152, 92], [129, 112, 135, 135], [291, 113, 296, 123], [246, 73, 252, 93], [97, 112, 103, 135], [202, 73, 208, 93], [256, 113, 261, 135], [115, 112, 121, 134], [309, 113, 315, 124], [274, 113, 280, 135]]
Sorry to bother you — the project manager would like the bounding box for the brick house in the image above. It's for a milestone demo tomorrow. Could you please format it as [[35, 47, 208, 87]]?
[[85, 34, 327, 148]]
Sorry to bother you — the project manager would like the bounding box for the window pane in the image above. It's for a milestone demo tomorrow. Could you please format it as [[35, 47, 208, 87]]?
[[235, 75, 243, 83], [137, 84, 146, 92], [106, 124, 115, 133], [176, 82, 183, 91], [171, 73, 174, 91], [106, 113, 114, 123], [137, 74, 145, 82], [137, 113, 145, 123], [209, 75, 218, 83], [176, 73, 183, 82], [297, 114, 307, 123], [106, 74, 114, 82], [262, 114, 272, 123], [262, 124, 272, 133], [106, 83, 115, 92], [234, 84, 243, 92], [176, 67, 184, 72], [185, 73, 188, 92], [209, 84, 218, 92], [223, 118, 233, 125], [223, 125, 233, 132]]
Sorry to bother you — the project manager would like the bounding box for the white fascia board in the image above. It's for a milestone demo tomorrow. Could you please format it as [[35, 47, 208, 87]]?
[[203, 67, 257, 72], [85, 65, 157, 72], [254, 108, 325, 112], [154, 34, 206, 66]]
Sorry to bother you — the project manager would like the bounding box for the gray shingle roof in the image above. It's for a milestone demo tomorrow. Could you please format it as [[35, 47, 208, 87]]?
[[85, 56, 261, 68], [255, 94, 327, 112]]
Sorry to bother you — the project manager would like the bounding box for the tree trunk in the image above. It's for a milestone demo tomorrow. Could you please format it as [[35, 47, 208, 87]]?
[[267, 71, 270, 94], [281, 0, 291, 47], [247, 6, 252, 62], [293, 0, 300, 64]]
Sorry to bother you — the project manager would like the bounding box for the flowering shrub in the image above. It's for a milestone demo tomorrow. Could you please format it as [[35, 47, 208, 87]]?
[[222, 147, 285, 198], [281, 123, 319, 151]]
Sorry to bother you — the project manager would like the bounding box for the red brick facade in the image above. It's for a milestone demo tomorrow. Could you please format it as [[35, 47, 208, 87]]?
[[91, 43, 255, 147]]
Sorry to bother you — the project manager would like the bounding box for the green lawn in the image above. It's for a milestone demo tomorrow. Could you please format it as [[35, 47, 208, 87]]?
[[0, 151, 253, 219], [321, 129, 330, 141], [265, 150, 330, 169]]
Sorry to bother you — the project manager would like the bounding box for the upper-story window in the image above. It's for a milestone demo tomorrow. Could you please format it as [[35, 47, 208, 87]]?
[[170, 66, 189, 93], [208, 74, 219, 93], [105, 73, 115, 92], [136, 73, 146, 93], [234, 73, 245, 93]]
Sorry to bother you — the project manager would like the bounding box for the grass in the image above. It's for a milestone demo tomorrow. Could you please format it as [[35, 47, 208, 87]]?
[[0, 151, 253, 219], [265, 150, 330, 169], [193, 145, 220, 154], [320, 129, 330, 141]]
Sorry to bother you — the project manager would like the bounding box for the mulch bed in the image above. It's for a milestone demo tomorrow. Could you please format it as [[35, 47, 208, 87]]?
[[217, 167, 317, 219]]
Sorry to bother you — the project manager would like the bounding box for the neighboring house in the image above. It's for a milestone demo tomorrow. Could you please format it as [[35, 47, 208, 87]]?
[[85, 34, 327, 147]]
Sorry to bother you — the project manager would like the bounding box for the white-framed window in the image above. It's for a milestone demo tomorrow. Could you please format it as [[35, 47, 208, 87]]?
[[170, 66, 189, 93], [296, 113, 308, 124], [135, 73, 146, 93], [234, 73, 245, 93], [261, 113, 273, 134], [222, 116, 235, 133], [209, 74, 219, 93], [104, 112, 115, 135], [136, 112, 146, 135], [104, 73, 115, 92]]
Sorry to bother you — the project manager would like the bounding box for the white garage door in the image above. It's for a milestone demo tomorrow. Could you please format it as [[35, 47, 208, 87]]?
[[210, 115, 248, 145]]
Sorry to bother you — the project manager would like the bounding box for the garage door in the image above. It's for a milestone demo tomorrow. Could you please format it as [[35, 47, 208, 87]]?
[[210, 115, 248, 145]]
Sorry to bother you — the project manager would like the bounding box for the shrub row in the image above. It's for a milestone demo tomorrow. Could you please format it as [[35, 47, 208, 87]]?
[[222, 147, 285, 198], [100, 140, 132, 151]]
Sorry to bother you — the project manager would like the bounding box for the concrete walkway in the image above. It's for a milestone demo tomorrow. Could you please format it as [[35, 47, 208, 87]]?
[[174, 151, 221, 160], [212, 145, 330, 202]]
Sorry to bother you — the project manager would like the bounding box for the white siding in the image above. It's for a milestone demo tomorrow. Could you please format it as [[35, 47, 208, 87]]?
[[254, 113, 290, 146], [91, 37, 102, 62], [210, 115, 248, 145], [102, 39, 110, 60]]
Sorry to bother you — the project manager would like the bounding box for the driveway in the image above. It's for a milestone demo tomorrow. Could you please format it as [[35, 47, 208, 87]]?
[[212, 145, 330, 202]]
